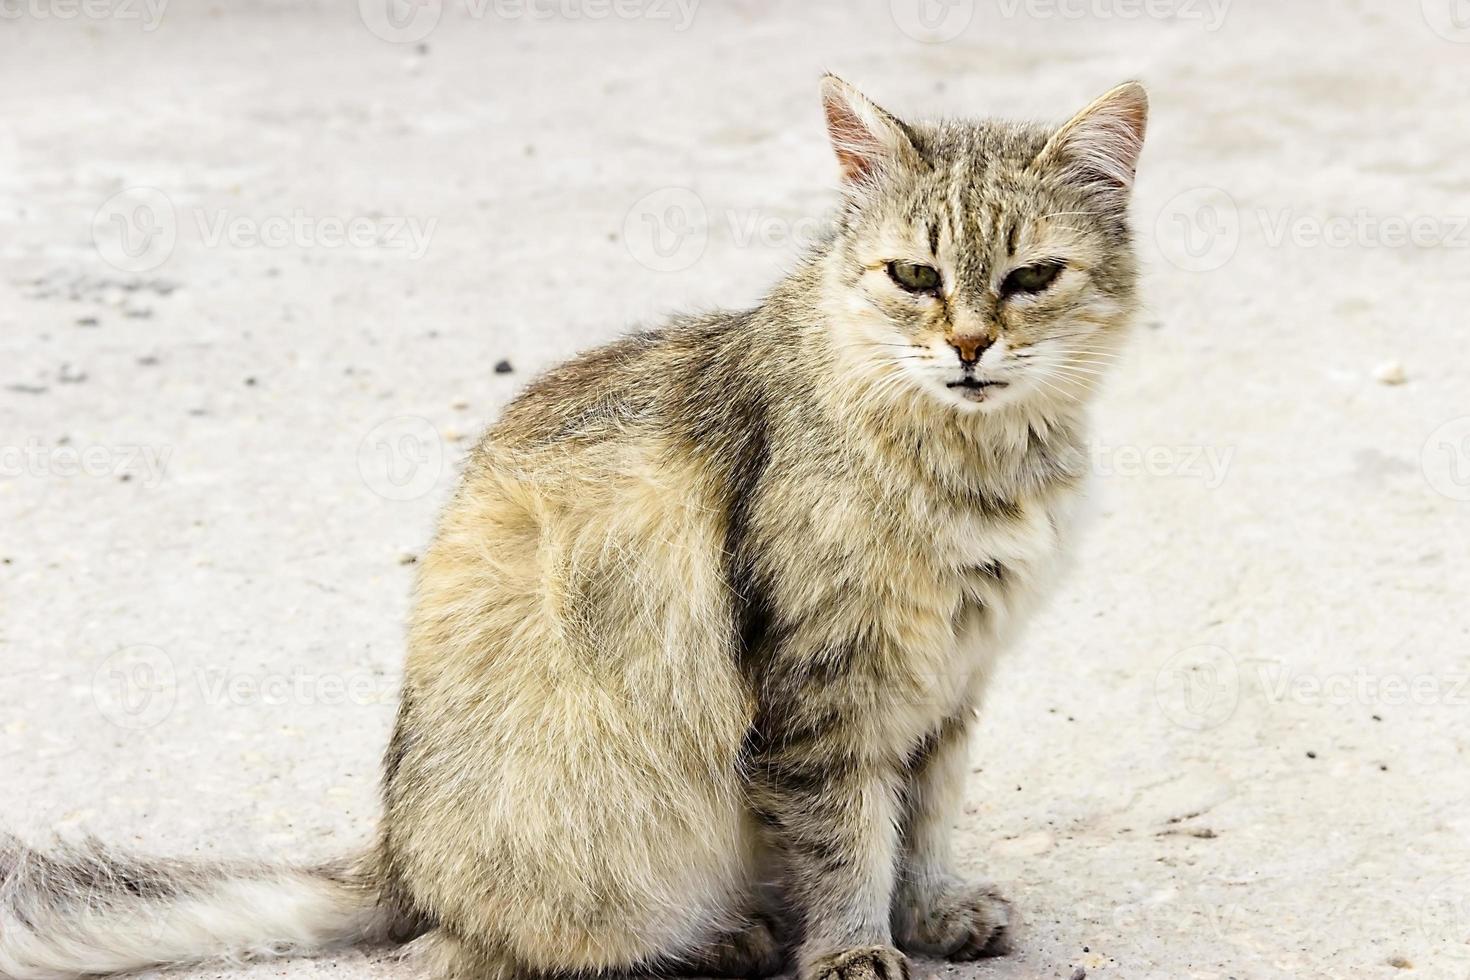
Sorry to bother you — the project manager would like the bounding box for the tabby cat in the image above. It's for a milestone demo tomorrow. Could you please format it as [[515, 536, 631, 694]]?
[[0, 75, 1147, 980]]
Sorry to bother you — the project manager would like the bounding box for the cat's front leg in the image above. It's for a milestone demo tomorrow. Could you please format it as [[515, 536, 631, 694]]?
[[748, 737, 910, 980], [892, 714, 1012, 960]]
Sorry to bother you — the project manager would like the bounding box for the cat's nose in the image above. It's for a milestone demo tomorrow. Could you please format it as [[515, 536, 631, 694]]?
[[948, 334, 994, 367]]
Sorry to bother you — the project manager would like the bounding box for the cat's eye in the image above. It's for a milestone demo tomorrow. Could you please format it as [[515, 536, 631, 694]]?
[[887, 261, 942, 293], [1001, 261, 1064, 296]]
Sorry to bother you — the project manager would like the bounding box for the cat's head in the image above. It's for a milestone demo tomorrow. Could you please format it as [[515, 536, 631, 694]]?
[[816, 76, 1147, 416]]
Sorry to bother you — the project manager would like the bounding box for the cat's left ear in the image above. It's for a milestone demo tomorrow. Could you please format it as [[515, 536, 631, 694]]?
[[1033, 81, 1149, 196]]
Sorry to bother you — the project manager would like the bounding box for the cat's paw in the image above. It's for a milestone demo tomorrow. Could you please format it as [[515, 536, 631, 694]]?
[[894, 879, 1012, 961], [692, 914, 785, 978], [803, 944, 909, 980]]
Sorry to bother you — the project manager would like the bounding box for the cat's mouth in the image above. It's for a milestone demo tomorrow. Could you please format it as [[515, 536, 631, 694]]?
[[945, 378, 1009, 403]]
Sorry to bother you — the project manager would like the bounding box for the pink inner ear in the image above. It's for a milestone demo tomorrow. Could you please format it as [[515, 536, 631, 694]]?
[[1053, 89, 1148, 191], [823, 96, 884, 185]]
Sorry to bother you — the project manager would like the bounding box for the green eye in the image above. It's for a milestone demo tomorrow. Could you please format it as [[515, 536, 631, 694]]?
[[1002, 261, 1064, 296], [887, 261, 942, 293]]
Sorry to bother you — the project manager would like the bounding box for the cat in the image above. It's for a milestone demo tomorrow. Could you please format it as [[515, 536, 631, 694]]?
[[0, 74, 1147, 980]]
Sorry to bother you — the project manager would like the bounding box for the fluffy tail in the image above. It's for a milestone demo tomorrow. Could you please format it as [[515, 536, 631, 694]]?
[[0, 836, 398, 979]]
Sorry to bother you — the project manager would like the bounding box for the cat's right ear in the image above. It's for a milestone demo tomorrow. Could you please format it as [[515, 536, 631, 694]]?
[[820, 74, 922, 192]]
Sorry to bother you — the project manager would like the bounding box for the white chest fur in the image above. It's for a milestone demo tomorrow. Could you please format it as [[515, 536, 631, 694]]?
[[908, 485, 1080, 726]]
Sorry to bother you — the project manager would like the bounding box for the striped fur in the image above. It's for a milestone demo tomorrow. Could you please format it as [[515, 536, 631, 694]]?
[[0, 78, 1145, 980]]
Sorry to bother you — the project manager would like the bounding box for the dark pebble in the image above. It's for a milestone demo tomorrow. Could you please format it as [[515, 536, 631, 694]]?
[[495, 359, 514, 374]]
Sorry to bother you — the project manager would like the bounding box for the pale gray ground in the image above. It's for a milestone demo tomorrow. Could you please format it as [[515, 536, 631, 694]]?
[[2, 2, 1469, 978]]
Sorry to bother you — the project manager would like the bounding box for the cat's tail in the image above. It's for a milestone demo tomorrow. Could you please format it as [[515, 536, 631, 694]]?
[[0, 835, 404, 979]]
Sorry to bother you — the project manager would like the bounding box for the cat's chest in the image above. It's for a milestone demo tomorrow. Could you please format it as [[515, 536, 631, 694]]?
[[888, 487, 1077, 709]]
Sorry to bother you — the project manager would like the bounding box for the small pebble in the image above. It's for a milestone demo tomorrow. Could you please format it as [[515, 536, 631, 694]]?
[[1387, 956, 1412, 969], [398, 553, 418, 566], [452, 398, 471, 411], [1374, 360, 1406, 385], [1070, 968, 1087, 980], [1306, 751, 1317, 759], [494, 359, 514, 375]]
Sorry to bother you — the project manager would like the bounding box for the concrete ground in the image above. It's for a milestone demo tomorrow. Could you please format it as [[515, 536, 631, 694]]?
[[2, 1, 1469, 978]]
